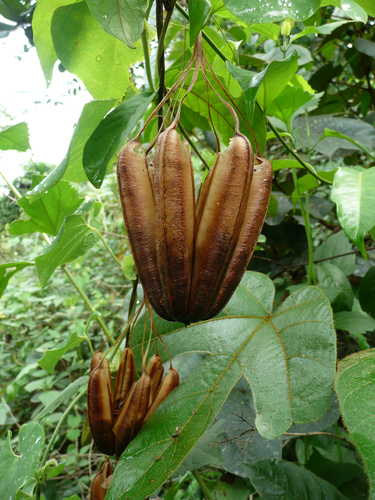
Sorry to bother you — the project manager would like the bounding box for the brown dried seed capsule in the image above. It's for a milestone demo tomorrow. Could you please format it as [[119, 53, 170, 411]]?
[[112, 372, 151, 457], [113, 347, 136, 418], [153, 128, 195, 324], [87, 357, 115, 456], [146, 353, 164, 402], [188, 133, 254, 322], [144, 367, 179, 422], [117, 139, 172, 321], [207, 156, 273, 319], [90, 351, 104, 371], [90, 459, 113, 500]]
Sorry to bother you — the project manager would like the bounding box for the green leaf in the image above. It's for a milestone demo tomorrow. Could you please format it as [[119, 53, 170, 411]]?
[[314, 230, 356, 276], [353, 0, 375, 16], [359, 267, 375, 319], [243, 459, 347, 499], [121, 255, 137, 280], [334, 311, 375, 335], [227, 52, 299, 119], [86, 0, 147, 49], [51, 2, 144, 100], [223, 0, 321, 24], [38, 332, 86, 374], [316, 263, 354, 312], [26, 99, 116, 201], [0, 423, 45, 500], [331, 167, 375, 259], [0, 262, 34, 299], [0, 122, 30, 151], [9, 178, 84, 236], [188, 0, 210, 46], [355, 38, 375, 59], [336, 349, 375, 497], [83, 92, 155, 188], [318, 128, 375, 161], [267, 194, 278, 218], [267, 85, 315, 126], [35, 376, 88, 420], [107, 272, 336, 499], [35, 200, 102, 287], [32, 0, 76, 86]]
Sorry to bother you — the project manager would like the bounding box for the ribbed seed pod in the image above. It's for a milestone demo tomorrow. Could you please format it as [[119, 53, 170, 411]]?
[[153, 128, 195, 324], [113, 348, 136, 418], [112, 372, 151, 457], [188, 133, 254, 322], [146, 353, 164, 402], [90, 351, 104, 371], [117, 139, 172, 321], [87, 357, 115, 456], [90, 460, 113, 500], [208, 156, 273, 318], [144, 367, 179, 422]]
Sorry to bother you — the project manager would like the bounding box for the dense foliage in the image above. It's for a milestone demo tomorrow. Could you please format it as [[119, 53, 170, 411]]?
[[1, 0, 375, 499]]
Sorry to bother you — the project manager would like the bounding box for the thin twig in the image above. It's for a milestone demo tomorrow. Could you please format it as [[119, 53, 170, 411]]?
[[283, 431, 354, 448]]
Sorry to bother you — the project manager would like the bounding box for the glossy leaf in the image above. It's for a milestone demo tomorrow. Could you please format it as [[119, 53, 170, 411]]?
[[82, 92, 154, 188], [359, 267, 375, 318], [9, 178, 84, 237], [38, 332, 86, 374], [0, 423, 45, 500], [51, 2, 144, 100], [331, 167, 375, 258], [35, 200, 102, 287], [107, 272, 336, 499], [267, 85, 315, 126], [0, 122, 30, 151], [121, 255, 137, 280], [243, 458, 347, 499], [314, 230, 356, 276], [189, 0, 210, 46], [26, 99, 116, 201], [0, 262, 34, 299], [227, 52, 299, 120], [355, 37, 375, 58], [223, 0, 321, 24], [354, 0, 375, 16], [35, 376, 88, 420], [336, 349, 375, 497], [32, 0, 76, 86], [86, 0, 147, 49]]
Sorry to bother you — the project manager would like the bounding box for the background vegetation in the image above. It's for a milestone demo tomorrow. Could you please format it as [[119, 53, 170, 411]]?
[[1, 0, 375, 499]]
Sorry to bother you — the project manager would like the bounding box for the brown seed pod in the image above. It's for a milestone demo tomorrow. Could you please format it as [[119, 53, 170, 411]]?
[[144, 366, 179, 422], [207, 156, 273, 319], [153, 128, 196, 324], [90, 459, 113, 500], [146, 353, 164, 402], [87, 357, 115, 456], [113, 347, 136, 418], [90, 351, 104, 371], [188, 133, 254, 322], [117, 139, 172, 322], [112, 372, 151, 457]]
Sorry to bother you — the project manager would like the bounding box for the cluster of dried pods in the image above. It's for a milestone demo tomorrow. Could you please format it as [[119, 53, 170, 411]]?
[[88, 344, 179, 498], [117, 36, 273, 325]]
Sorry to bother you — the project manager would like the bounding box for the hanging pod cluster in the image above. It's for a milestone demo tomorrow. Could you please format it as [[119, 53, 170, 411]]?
[[87, 349, 179, 458], [117, 36, 273, 324]]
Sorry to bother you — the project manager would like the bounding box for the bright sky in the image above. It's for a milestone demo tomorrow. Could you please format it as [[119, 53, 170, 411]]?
[[0, 26, 91, 186]]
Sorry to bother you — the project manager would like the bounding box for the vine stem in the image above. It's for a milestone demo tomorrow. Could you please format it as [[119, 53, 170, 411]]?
[[35, 389, 86, 499], [192, 470, 214, 500], [156, 0, 177, 78], [0, 169, 114, 342], [87, 224, 122, 266], [141, 30, 156, 93], [284, 431, 354, 448]]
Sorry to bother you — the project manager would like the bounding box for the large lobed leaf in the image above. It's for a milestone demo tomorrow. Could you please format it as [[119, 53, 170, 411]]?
[[336, 349, 375, 499], [107, 272, 336, 500]]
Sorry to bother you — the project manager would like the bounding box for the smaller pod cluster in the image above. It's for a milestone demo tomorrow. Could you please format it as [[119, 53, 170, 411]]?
[[88, 349, 179, 498]]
